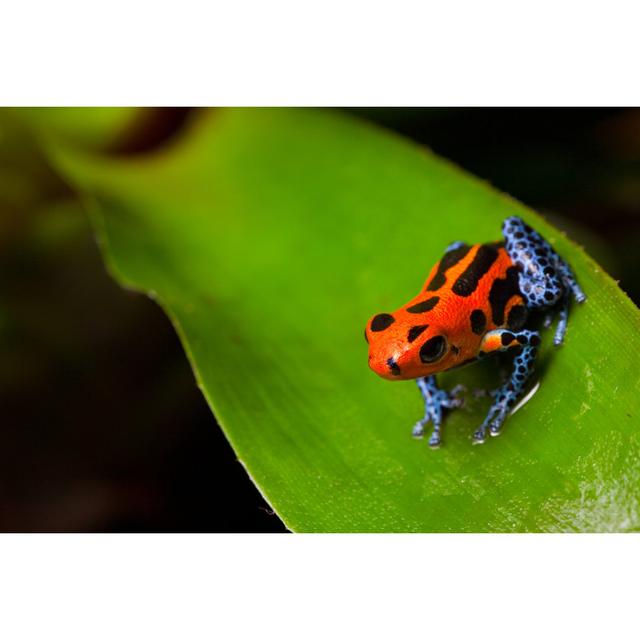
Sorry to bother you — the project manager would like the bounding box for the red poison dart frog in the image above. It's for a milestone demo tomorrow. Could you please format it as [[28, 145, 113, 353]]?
[[365, 217, 586, 448]]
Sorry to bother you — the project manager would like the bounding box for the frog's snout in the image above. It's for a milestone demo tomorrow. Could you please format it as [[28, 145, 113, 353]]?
[[368, 350, 404, 380]]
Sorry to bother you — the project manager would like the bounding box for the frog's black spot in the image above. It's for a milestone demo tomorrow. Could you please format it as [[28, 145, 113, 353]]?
[[514, 231, 524, 239], [371, 313, 395, 332], [386, 357, 402, 376], [507, 304, 527, 331], [544, 267, 556, 277], [538, 258, 548, 266], [517, 365, 526, 374], [450, 344, 460, 355], [420, 335, 446, 363], [516, 333, 528, 344], [426, 243, 471, 291], [427, 275, 446, 292], [407, 297, 439, 314], [452, 244, 499, 297], [530, 334, 541, 346], [515, 373, 525, 381], [489, 266, 520, 325], [544, 290, 555, 302], [501, 332, 515, 346], [470, 309, 486, 335], [407, 325, 428, 343]]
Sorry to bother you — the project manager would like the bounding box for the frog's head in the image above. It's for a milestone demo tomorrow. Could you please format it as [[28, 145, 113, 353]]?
[[365, 307, 460, 381]]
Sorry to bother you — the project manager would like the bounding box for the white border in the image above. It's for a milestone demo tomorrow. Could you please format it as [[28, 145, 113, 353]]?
[[0, 535, 637, 639], [1, 1, 639, 105]]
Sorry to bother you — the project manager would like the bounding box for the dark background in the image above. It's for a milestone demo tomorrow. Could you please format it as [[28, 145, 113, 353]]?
[[1, 108, 638, 532]]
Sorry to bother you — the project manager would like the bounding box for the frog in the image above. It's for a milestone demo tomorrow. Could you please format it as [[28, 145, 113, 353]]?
[[364, 216, 586, 448]]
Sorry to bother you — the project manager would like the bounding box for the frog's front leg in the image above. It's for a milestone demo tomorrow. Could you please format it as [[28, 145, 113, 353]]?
[[472, 328, 540, 444], [412, 375, 464, 449]]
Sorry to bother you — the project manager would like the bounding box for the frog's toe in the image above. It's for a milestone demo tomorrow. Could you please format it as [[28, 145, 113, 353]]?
[[412, 422, 426, 439], [472, 429, 486, 444], [489, 424, 502, 437], [448, 384, 466, 408], [428, 433, 442, 449], [450, 384, 466, 397]]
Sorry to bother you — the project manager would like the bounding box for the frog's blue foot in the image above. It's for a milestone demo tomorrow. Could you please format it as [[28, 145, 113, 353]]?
[[554, 293, 570, 346], [413, 376, 465, 448], [502, 216, 586, 346], [473, 328, 539, 444]]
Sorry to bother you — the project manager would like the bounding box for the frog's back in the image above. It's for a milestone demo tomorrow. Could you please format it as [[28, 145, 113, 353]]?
[[408, 241, 527, 335]]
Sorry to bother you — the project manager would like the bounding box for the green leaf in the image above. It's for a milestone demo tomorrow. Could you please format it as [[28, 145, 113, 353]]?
[[40, 108, 640, 532]]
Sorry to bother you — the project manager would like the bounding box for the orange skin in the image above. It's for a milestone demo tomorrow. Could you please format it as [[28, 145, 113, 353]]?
[[366, 243, 525, 381]]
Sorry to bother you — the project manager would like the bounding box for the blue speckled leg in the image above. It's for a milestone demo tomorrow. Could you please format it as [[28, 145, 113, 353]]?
[[472, 328, 539, 444], [502, 216, 586, 345], [413, 376, 464, 449]]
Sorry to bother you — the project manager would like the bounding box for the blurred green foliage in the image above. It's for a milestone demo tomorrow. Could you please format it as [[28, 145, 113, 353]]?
[[0, 108, 282, 532]]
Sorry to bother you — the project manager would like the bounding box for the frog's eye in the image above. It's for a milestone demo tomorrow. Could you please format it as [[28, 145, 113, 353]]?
[[419, 335, 447, 363]]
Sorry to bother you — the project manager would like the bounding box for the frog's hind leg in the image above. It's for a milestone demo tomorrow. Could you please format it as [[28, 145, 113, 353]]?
[[502, 216, 586, 345], [472, 328, 540, 444], [413, 375, 464, 449]]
